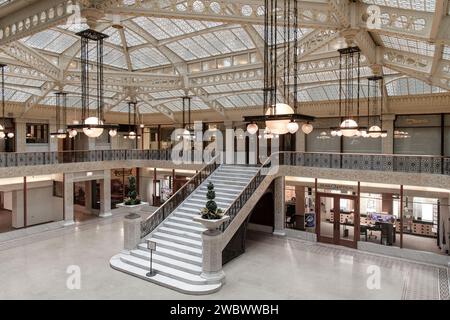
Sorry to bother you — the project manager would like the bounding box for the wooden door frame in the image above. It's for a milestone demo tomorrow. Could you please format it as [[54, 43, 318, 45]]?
[[316, 192, 360, 249]]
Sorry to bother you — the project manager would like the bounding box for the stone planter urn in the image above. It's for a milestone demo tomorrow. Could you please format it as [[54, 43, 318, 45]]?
[[193, 215, 230, 235], [117, 202, 149, 217]]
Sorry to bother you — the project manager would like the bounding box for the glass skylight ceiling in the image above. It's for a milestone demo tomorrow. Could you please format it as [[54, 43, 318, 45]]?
[[130, 47, 170, 69], [166, 28, 255, 61], [386, 77, 446, 95], [380, 35, 435, 57], [253, 25, 313, 44], [21, 30, 78, 54], [103, 27, 147, 47], [132, 17, 223, 40], [203, 81, 263, 94], [443, 46, 450, 61], [362, 0, 436, 12]]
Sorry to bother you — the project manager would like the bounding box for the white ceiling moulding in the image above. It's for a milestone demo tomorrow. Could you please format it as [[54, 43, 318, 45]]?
[[0, 0, 76, 46], [106, 0, 339, 29]]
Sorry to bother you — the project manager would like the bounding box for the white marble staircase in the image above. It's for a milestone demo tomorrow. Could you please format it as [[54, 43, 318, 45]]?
[[110, 165, 260, 295]]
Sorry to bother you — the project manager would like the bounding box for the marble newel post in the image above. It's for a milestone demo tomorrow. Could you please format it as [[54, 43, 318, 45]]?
[[200, 227, 226, 282], [123, 213, 142, 252], [273, 176, 286, 236]]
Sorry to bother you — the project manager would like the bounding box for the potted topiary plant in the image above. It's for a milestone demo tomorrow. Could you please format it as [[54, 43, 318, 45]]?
[[117, 175, 148, 214], [193, 182, 229, 232]]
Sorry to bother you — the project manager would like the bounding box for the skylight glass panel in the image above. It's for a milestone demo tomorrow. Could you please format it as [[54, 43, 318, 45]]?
[[149, 90, 185, 100], [130, 47, 170, 69], [58, 22, 90, 33], [386, 77, 446, 96], [124, 29, 147, 46], [103, 47, 128, 69], [253, 25, 313, 44], [167, 28, 254, 61], [104, 28, 122, 46], [44, 33, 78, 54], [362, 0, 436, 12], [380, 35, 435, 56], [443, 46, 450, 60], [132, 17, 223, 40], [22, 30, 60, 50]]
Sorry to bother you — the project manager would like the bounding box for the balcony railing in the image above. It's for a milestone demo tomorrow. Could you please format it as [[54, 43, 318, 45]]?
[[0, 149, 173, 167], [278, 152, 450, 175], [1, 149, 450, 176]]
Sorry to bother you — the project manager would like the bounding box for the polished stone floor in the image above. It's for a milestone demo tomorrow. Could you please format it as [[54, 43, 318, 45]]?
[[0, 215, 448, 300]]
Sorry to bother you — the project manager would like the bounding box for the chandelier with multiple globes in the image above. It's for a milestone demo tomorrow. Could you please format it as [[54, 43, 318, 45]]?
[[0, 64, 14, 140], [244, 0, 314, 138], [68, 29, 118, 138], [364, 76, 387, 138], [330, 46, 366, 138], [123, 101, 141, 142], [49, 92, 75, 139]]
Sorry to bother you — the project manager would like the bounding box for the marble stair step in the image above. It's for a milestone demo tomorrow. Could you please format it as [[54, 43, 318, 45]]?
[[110, 255, 221, 295], [152, 232, 202, 249], [138, 243, 202, 266], [168, 216, 203, 227], [130, 249, 202, 274], [164, 221, 205, 234], [119, 254, 207, 285], [158, 226, 201, 241], [147, 237, 203, 257]]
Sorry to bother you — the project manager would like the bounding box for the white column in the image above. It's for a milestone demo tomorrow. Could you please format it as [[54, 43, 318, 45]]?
[[382, 114, 395, 154], [100, 170, 112, 217], [14, 120, 27, 153], [123, 213, 142, 252], [64, 173, 74, 226], [273, 176, 286, 236], [48, 120, 58, 152], [224, 121, 234, 164]]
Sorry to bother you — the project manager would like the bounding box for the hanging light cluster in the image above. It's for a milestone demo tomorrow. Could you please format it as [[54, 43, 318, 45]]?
[[50, 92, 76, 139], [330, 47, 365, 138], [68, 29, 118, 138], [123, 101, 141, 141], [180, 96, 195, 140], [364, 76, 387, 138], [0, 64, 14, 140], [244, 0, 314, 137]]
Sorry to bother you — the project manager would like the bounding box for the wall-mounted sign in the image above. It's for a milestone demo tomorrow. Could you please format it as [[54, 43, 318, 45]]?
[[113, 169, 133, 178]]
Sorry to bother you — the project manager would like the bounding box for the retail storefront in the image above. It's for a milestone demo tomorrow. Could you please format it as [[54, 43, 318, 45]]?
[[285, 177, 446, 256]]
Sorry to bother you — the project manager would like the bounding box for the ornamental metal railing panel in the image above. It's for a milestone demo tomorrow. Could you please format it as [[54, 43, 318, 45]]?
[[140, 155, 220, 239], [0, 149, 175, 167]]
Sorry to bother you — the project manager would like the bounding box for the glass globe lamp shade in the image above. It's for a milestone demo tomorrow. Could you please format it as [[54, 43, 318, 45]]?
[[83, 117, 104, 138], [337, 130, 343, 137], [368, 125, 382, 138], [381, 132, 388, 138], [287, 121, 299, 134], [247, 123, 259, 135], [265, 103, 294, 135], [69, 129, 78, 138], [7, 132, 14, 139], [0, 131, 5, 139], [140, 124, 145, 129], [108, 129, 117, 137], [302, 123, 314, 135], [128, 132, 137, 140], [331, 130, 337, 137], [340, 119, 359, 137]]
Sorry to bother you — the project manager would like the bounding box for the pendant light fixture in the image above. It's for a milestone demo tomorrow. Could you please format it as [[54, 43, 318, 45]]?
[[68, 29, 118, 138], [50, 92, 72, 139], [244, 0, 314, 137], [0, 64, 14, 140], [123, 101, 141, 141], [331, 46, 365, 138], [366, 76, 387, 138], [181, 96, 194, 140]]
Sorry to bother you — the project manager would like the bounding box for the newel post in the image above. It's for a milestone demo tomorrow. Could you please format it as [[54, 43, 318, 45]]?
[[123, 213, 142, 252]]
